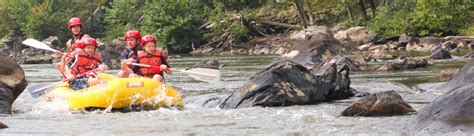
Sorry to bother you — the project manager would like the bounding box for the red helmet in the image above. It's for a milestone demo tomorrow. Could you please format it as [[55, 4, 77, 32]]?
[[73, 40, 85, 49], [67, 17, 82, 29], [124, 30, 141, 48], [140, 35, 156, 47], [124, 30, 141, 41], [82, 38, 98, 48]]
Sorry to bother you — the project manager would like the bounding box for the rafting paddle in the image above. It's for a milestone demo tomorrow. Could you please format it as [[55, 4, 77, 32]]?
[[26, 69, 100, 98], [130, 63, 220, 83], [22, 38, 72, 78], [22, 38, 68, 55]]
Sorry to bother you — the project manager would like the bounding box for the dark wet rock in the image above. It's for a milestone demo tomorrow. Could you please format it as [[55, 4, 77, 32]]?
[[440, 41, 458, 51], [42, 36, 62, 50], [0, 122, 7, 129], [372, 36, 400, 45], [430, 48, 452, 59], [0, 52, 27, 114], [411, 62, 474, 132], [219, 58, 353, 108], [96, 39, 123, 69], [440, 68, 458, 80], [18, 37, 65, 64], [331, 56, 360, 71], [376, 56, 429, 71], [1, 30, 27, 62], [20, 47, 55, 64], [189, 58, 220, 70], [184, 94, 227, 108], [341, 90, 415, 117]]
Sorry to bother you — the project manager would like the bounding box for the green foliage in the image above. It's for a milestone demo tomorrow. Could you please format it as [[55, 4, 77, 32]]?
[[205, 2, 249, 43], [0, 0, 11, 38], [141, 1, 206, 52], [369, 1, 470, 37], [104, 0, 142, 40], [1, 0, 106, 43], [24, 0, 72, 41]]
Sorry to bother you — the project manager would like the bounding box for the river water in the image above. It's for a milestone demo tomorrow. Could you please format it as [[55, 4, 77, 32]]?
[[0, 55, 470, 135]]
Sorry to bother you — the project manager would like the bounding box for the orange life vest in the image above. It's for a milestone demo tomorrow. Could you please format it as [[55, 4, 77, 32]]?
[[137, 50, 164, 78], [70, 51, 101, 76], [68, 34, 86, 52]]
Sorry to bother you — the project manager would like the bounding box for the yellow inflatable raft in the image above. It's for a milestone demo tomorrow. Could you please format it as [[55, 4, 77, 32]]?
[[47, 73, 183, 110]]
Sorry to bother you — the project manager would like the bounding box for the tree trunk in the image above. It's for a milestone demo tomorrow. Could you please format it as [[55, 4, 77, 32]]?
[[293, 0, 307, 28], [358, 0, 368, 21], [347, 6, 354, 26], [305, 0, 314, 25], [368, 0, 376, 18]]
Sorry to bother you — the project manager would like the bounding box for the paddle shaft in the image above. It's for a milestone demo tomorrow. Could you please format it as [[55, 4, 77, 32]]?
[[130, 63, 219, 78]]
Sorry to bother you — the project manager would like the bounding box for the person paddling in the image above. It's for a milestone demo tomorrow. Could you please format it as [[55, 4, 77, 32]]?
[[122, 35, 171, 83], [66, 17, 90, 52], [55, 17, 91, 78], [59, 37, 108, 90], [117, 30, 141, 78]]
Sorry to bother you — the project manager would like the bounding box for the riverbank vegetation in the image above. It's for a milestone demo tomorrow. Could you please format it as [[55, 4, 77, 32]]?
[[0, 0, 472, 52]]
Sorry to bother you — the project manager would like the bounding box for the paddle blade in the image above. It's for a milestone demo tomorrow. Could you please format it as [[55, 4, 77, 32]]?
[[27, 82, 61, 98], [22, 39, 58, 53], [179, 68, 220, 83]]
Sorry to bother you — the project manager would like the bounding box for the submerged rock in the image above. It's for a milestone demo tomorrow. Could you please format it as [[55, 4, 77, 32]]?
[[376, 56, 429, 71], [341, 91, 415, 117], [0, 51, 27, 114], [440, 68, 459, 80], [411, 62, 474, 132], [189, 58, 220, 70], [430, 48, 452, 59]]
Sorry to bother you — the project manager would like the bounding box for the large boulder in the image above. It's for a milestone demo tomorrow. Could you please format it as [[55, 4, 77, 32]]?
[[97, 39, 123, 69], [219, 57, 353, 108], [341, 91, 415, 117], [219, 26, 364, 109], [0, 51, 27, 114], [417, 37, 444, 52], [283, 26, 366, 68], [411, 62, 474, 132], [334, 26, 376, 46]]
